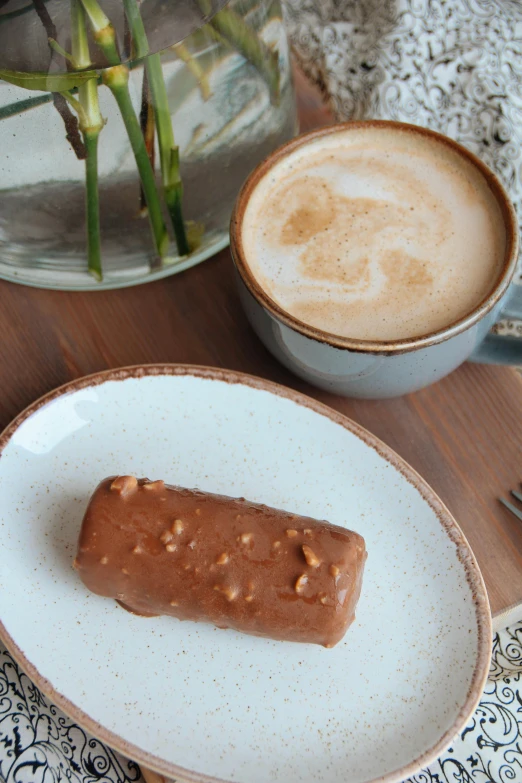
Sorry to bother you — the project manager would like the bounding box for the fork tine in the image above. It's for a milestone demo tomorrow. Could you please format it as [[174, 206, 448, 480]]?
[[510, 489, 522, 504], [500, 497, 522, 522]]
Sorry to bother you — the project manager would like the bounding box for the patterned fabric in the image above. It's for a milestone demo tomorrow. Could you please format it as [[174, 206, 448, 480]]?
[[0, 650, 142, 783], [1, 619, 522, 783], [283, 0, 522, 337], [407, 620, 522, 783]]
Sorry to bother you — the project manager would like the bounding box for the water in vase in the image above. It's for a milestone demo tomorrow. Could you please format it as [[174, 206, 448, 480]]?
[[0, 0, 297, 289]]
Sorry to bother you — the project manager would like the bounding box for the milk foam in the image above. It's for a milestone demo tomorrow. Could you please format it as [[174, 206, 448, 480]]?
[[241, 127, 506, 342]]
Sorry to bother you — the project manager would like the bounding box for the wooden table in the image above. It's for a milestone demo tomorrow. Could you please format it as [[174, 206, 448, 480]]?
[[1, 70, 521, 616]]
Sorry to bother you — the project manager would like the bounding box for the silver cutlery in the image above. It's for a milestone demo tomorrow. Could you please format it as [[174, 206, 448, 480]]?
[[500, 487, 522, 522]]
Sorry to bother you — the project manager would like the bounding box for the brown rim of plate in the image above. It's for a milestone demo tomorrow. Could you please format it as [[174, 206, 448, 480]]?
[[230, 120, 519, 355], [0, 364, 492, 783]]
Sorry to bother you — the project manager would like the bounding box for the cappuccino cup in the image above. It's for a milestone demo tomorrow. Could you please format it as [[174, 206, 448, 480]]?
[[230, 121, 521, 399]]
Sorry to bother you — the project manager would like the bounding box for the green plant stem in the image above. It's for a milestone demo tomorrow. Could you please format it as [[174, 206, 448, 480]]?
[[81, 0, 168, 258], [71, 0, 90, 67], [78, 79, 103, 279], [103, 65, 169, 258], [208, 7, 280, 102], [0, 57, 149, 120], [48, 38, 78, 67], [139, 68, 155, 214], [0, 67, 98, 91], [80, 0, 120, 65], [122, 0, 149, 59], [173, 41, 211, 101], [146, 53, 189, 255], [83, 129, 102, 279], [122, 0, 190, 256], [31, 0, 88, 159], [198, 0, 280, 103], [0, 93, 52, 120], [71, 0, 104, 279]]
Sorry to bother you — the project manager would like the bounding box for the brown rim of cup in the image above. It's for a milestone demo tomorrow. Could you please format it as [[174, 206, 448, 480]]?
[[230, 120, 519, 355]]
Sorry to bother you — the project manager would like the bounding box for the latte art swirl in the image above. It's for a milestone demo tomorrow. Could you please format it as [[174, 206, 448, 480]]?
[[242, 127, 506, 342]]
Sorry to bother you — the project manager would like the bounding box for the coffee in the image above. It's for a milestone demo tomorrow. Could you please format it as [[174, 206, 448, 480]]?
[[240, 125, 506, 342]]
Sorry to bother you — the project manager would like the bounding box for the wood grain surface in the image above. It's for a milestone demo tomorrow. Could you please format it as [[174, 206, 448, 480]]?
[[0, 68, 521, 616]]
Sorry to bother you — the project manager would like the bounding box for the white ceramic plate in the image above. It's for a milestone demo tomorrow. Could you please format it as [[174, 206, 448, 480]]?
[[0, 366, 491, 783]]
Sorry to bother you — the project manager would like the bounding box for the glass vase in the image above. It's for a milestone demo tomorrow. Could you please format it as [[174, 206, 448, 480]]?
[[0, 0, 297, 289]]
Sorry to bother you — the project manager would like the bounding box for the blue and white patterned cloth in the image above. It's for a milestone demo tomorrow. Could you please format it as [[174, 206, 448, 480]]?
[[1, 615, 521, 783], [0, 649, 143, 783]]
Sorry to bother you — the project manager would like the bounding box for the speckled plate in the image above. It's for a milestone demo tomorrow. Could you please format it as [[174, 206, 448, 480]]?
[[0, 366, 491, 783]]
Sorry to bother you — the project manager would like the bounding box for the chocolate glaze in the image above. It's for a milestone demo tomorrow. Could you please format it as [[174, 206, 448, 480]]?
[[74, 476, 367, 647]]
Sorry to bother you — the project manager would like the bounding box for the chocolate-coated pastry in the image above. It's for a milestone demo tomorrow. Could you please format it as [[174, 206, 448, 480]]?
[[74, 476, 367, 647]]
